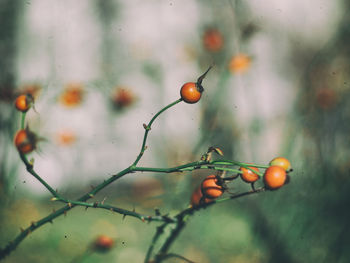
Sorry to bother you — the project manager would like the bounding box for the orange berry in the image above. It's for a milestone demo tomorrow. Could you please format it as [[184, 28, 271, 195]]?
[[203, 28, 224, 52], [190, 186, 213, 207], [180, 66, 212, 104], [56, 131, 76, 146], [240, 166, 260, 183], [59, 84, 84, 107], [180, 82, 202, 104], [14, 129, 37, 154], [14, 94, 34, 112], [201, 175, 224, 199], [93, 235, 114, 253], [269, 157, 291, 171], [228, 54, 251, 74], [263, 166, 287, 190]]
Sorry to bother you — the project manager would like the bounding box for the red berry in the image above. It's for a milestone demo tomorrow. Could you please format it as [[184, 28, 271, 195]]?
[[203, 28, 224, 52]]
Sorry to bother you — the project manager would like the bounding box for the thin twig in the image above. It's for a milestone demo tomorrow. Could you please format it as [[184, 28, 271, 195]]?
[[144, 223, 167, 263], [133, 99, 182, 166]]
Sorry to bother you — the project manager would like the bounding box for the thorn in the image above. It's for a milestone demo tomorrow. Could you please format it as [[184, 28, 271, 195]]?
[[90, 185, 95, 190], [88, 193, 94, 198], [122, 214, 127, 221], [141, 217, 145, 222], [50, 197, 58, 201], [67, 202, 72, 208], [101, 197, 107, 204], [93, 202, 98, 208], [49, 219, 53, 224], [30, 221, 37, 227], [110, 208, 113, 212], [85, 206, 89, 211], [52, 208, 56, 213], [64, 210, 67, 217], [20, 227, 25, 233]]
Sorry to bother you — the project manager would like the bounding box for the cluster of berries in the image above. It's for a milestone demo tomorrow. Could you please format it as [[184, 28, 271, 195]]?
[[191, 157, 292, 207]]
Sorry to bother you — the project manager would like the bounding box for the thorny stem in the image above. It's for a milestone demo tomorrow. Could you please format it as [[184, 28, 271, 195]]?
[[0, 166, 131, 260], [2, 95, 271, 262], [0, 98, 182, 260], [144, 223, 167, 263], [156, 219, 186, 261], [56, 198, 176, 223], [148, 187, 266, 263], [19, 153, 61, 198], [1, 157, 267, 259], [133, 99, 182, 166]]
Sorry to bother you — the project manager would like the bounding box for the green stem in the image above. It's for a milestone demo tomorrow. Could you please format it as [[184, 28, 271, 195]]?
[[0, 167, 132, 260], [155, 219, 186, 262], [144, 223, 167, 263], [211, 160, 269, 168], [133, 99, 182, 166], [178, 187, 266, 217], [56, 198, 177, 223], [19, 153, 60, 198], [149, 187, 266, 263], [20, 112, 26, 129], [161, 253, 195, 263]]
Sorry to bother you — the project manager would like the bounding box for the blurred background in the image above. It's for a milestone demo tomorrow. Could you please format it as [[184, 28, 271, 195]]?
[[1, 0, 349, 262]]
